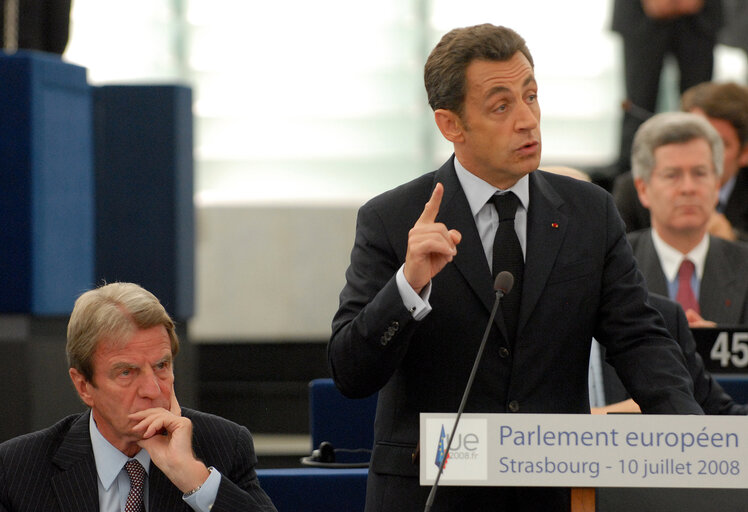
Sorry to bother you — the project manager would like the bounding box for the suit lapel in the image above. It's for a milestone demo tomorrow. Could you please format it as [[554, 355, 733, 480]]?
[[701, 237, 742, 323], [634, 231, 669, 296], [49, 411, 188, 511], [149, 465, 187, 510], [433, 160, 507, 335], [518, 171, 568, 334], [148, 412, 202, 510], [51, 412, 99, 512]]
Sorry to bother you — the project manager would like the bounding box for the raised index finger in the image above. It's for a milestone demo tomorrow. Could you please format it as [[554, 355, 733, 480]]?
[[170, 384, 182, 416], [416, 182, 444, 225]]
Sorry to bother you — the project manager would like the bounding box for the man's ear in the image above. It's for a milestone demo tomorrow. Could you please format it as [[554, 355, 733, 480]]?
[[634, 177, 651, 210], [434, 109, 466, 144], [738, 144, 748, 168], [69, 368, 95, 408]]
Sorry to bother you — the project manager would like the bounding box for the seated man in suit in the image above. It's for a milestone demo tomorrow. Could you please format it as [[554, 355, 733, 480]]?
[[0, 282, 277, 512], [629, 111, 748, 326], [614, 81, 748, 242], [591, 293, 748, 415]]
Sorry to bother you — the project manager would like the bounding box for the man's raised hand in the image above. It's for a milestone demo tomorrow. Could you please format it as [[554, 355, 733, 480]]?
[[130, 391, 211, 493], [403, 183, 462, 293]]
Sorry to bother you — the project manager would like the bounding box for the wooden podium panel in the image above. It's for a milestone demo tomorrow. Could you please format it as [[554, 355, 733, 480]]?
[[571, 488, 594, 512]]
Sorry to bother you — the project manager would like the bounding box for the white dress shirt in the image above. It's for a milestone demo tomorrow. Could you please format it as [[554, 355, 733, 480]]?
[[397, 156, 530, 319], [89, 412, 221, 511], [649, 229, 709, 301]]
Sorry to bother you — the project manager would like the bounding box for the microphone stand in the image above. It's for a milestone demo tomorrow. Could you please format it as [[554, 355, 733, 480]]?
[[423, 279, 508, 512]]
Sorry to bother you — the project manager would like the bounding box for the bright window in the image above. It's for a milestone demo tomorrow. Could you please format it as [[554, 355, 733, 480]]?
[[65, 0, 746, 205]]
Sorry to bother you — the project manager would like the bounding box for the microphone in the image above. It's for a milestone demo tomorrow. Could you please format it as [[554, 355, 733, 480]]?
[[494, 270, 514, 299], [424, 271, 514, 512]]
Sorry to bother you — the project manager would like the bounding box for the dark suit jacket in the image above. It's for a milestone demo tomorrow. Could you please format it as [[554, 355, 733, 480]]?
[[612, 170, 650, 234], [614, 168, 748, 242], [610, 0, 722, 174], [602, 293, 748, 414], [612, 0, 722, 39], [0, 408, 277, 512], [720, 0, 748, 51], [723, 167, 748, 241], [329, 157, 701, 512], [628, 229, 748, 324]]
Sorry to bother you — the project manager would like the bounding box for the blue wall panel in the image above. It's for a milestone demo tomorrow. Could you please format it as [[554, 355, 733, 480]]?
[[93, 85, 194, 320], [0, 51, 94, 314]]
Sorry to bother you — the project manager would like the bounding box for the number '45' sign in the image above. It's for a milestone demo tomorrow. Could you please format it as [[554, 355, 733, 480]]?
[[711, 332, 748, 368]]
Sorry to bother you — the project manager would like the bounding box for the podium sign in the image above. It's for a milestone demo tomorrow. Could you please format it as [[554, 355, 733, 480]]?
[[420, 413, 748, 488]]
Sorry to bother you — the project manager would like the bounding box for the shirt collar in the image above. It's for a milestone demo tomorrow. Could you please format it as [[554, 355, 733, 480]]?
[[650, 229, 710, 282], [453, 156, 530, 217], [89, 411, 151, 491]]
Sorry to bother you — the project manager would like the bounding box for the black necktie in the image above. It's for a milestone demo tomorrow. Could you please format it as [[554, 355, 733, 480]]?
[[491, 192, 524, 342]]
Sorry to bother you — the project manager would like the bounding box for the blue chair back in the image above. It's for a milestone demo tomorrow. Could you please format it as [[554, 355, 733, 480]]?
[[309, 378, 377, 453]]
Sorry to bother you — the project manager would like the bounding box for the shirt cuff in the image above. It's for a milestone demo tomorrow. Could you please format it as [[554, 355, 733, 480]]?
[[396, 265, 432, 320], [183, 466, 221, 511]]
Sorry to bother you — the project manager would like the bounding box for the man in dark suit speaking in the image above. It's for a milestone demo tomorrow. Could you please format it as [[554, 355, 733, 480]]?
[[0, 282, 277, 512], [329, 24, 703, 512]]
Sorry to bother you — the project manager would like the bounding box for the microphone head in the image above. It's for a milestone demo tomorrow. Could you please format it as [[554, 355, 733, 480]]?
[[494, 271, 514, 295]]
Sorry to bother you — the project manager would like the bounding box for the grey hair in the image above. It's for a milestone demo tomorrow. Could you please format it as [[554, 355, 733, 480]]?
[[67, 282, 179, 383], [631, 111, 723, 182]]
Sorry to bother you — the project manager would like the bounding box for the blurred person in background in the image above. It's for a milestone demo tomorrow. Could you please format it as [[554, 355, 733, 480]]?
[[602, 0, 722, 183], [614, 81, 748, 242], [628, 111, 748, 327], [1, 0, 71, 55]]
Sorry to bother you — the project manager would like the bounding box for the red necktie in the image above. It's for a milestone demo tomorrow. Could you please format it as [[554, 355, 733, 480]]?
[[124, 459, 145, 512], [676, 259, 699, 313]]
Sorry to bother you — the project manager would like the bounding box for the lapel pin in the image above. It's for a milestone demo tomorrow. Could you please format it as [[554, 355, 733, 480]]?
[[551, 222, 559, 228]]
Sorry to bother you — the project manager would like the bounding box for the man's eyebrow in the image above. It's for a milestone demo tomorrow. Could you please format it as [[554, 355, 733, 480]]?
[[486, 85, 510, 98], [109, 362, 137, 374], [485, 75, 537, 99], [154, 355, 173, 366]]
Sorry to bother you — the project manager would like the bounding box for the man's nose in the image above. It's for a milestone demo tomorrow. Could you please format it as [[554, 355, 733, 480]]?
[[515, 101, 538, 131], [679, 172, 699, 192], [138, 370, 161, 398]]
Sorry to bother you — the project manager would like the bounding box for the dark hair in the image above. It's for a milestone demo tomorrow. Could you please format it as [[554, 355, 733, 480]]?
[[424, 24, 534, 116], [681, 82, 748, 147]]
